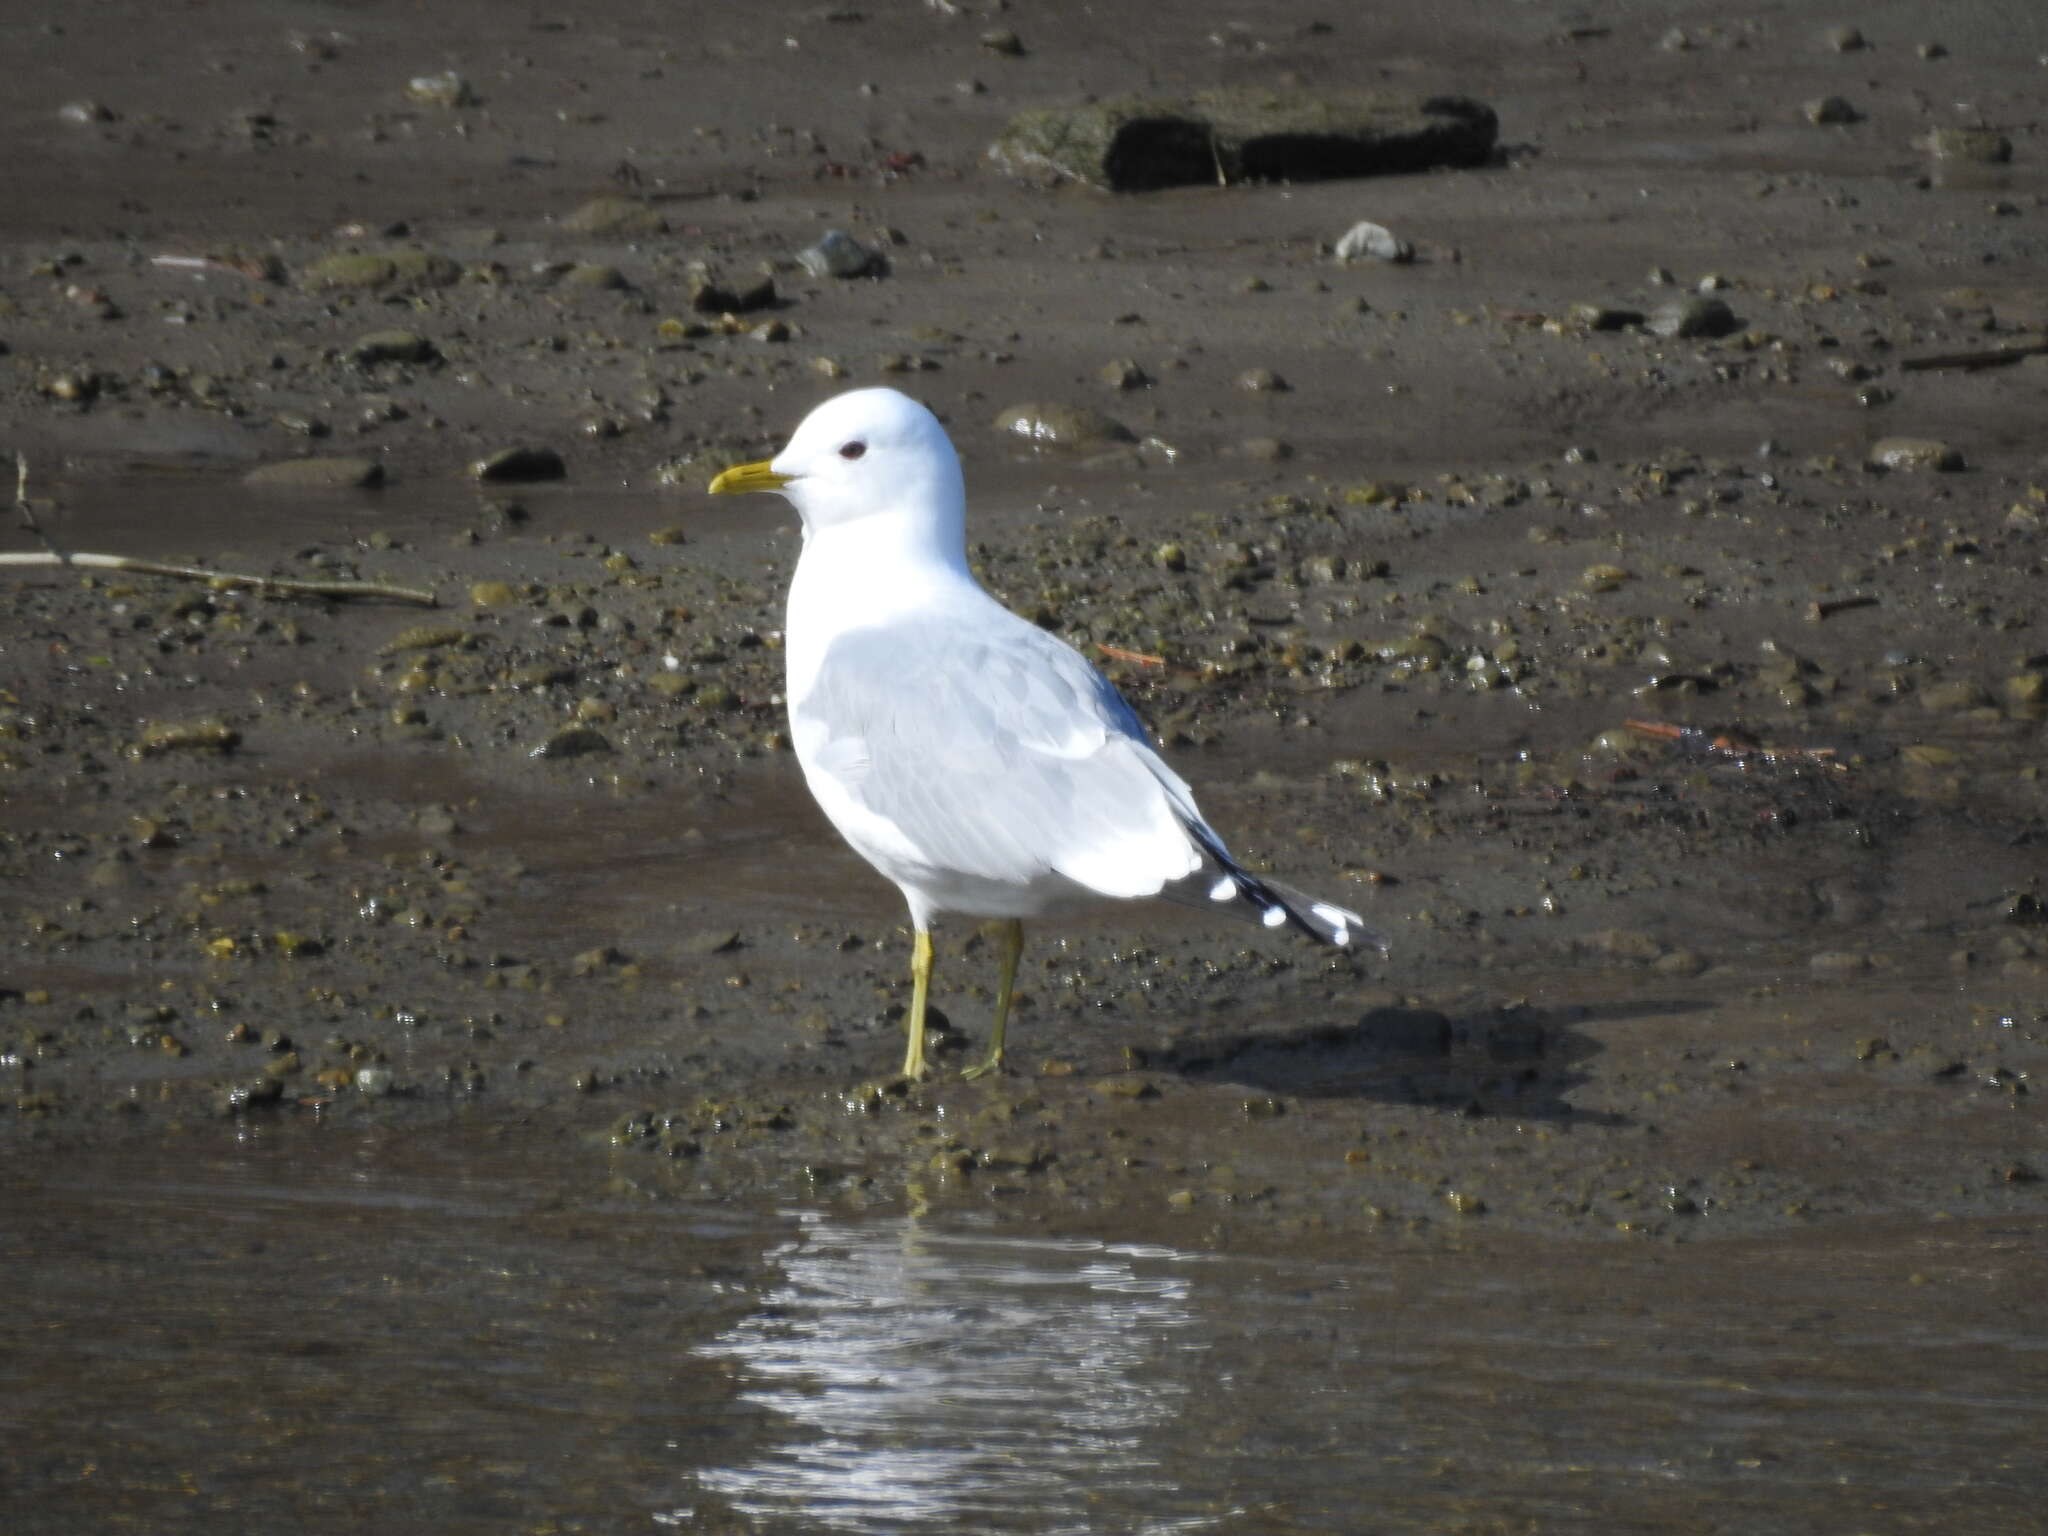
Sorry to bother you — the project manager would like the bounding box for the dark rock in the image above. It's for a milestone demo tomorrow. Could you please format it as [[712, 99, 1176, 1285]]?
[[472, 446, 566, 483], [688, 270, 777, 314], [990, 87, 1498, 192], [1648, 296, 1739, 339], [348, 330, 439, 367]]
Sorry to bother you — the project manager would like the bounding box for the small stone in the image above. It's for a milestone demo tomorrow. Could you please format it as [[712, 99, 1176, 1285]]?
[[1581, 563, 1631, 592], [1822, 25, 1866, 52], [992, 402, 1135, 449], [58, 100, 115, 126], [571, 945, 627, 975], [1235, 366, 1288, 391], [141, 720, 239, 754], [1806, 95, 1861, 125], [532, 725, 612, 759], [301, 249, 460, 292], [41, 371, 99, 403], [1809, 950, 1870, 978], [797, 229, 878, 279], [1099, 359, 1148, 390], [687, 270, 777, 314], [1922, 127, 2012, 164], [1919, 680, 1991, 713], [1242, 436, 1293, 462], [565, 263, 626, 290], [1093, 1077, 1159, 1100], [564, 196, 667, 236], [472, 446, 566, 482], [1333, 220, 1414, 263], [243, 455, 385, 491], [405, 70, 475, 108], [980, 28, 1025, 56], [1867, 437, 1963, 472], [2006, 672, 2048, 706], [1567, 302, 1642, 331], [1647, 297, 1738, 339], [348, 329, 438, 367]]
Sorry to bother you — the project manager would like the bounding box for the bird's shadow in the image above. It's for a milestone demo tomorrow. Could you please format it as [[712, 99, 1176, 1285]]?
[[1153, 998, 1702, 1129]]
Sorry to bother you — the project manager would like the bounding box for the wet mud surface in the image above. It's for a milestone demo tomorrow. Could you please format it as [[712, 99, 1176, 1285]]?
[[3, 0, 2046, 1528]]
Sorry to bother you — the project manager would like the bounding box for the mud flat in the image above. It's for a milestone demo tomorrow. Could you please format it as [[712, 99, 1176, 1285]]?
[[2, 0, 2044, 1528]]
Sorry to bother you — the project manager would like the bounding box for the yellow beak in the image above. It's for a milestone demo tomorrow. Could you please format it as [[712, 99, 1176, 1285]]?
[[707, 459, 793, 496]]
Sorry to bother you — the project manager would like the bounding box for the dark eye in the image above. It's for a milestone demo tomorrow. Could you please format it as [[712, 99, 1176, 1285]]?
[[838, 440, 866, 461]]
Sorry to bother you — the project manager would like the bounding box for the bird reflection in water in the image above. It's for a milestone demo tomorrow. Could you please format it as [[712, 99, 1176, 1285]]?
[[681, 1211, 1215, 1532]]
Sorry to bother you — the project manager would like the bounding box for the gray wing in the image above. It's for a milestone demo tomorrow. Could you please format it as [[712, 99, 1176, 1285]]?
[[793, 611, 1202, 898]]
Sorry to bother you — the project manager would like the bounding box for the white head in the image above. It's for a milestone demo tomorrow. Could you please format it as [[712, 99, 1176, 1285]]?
[[709, 388, 966, 549]]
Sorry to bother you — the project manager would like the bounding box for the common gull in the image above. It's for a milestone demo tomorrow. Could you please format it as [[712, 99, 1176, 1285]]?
[[710, 387, 1380, 1079]]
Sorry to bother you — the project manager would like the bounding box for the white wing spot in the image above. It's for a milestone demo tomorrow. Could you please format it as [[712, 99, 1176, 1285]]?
[[1330, 924, 1350, 947], [1310, 900, 1361, 928], [1208, 876, 1236, 903], [1262, 904, 1287, 928]]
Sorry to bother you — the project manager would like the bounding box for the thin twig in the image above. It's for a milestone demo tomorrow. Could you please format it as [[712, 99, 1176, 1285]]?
[[7, 452, 436, 605], [1900, 341, 2048, 373], [1625, 718, 1846, 772], [1097, 642, 1167, 668]]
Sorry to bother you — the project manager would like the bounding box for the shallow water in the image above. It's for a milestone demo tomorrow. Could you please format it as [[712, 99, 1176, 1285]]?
[[4, 1126, 2043, 1535]]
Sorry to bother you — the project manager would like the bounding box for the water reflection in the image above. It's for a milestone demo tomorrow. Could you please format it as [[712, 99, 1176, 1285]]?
[[692, 1213, 1215, 1533]]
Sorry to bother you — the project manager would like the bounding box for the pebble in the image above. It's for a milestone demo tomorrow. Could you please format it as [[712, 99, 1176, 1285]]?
[[991, 402, 1135, 449], [688, 269, 777, 314], [472, 446, 566, 483], [405, 70, 474, 108], [532, 725, 613, 759], [566, 263, 626, 290], [1235, 366, 1288, 391], [1333, 221, 1414, 264], [58, 100, 114, 126], [348, 329, 438, 367], [564, 196, 667, 236], [1918, 680, 1990, 713], [1822, 25, 1866, 52], [301, 249, 459, 291], [980, 28, 1025, 56], [1242, 436, 1293, 461], [1920, 127, 2012, 164], [1866, 437, 1962, 472], [1567, 302, 1642, 331], [1647, 296, 1738, 339], [243, 455, 385, 491], [140, 720, 239, 754], [1099, 359, 1149, 390], [1805, 95, 1860, 125], [797, 229, 879, 279]]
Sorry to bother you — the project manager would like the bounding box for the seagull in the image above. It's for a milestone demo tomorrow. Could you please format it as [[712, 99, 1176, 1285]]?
[[709, 388, 1380, 1080]]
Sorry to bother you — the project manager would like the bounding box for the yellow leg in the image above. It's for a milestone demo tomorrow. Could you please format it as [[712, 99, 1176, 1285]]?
[[962, 919, 1024, 1080], [901, 928, 935, 1081]]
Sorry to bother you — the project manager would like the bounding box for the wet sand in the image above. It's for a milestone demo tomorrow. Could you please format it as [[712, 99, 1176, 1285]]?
[[3, 0, 2046, 1528]]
